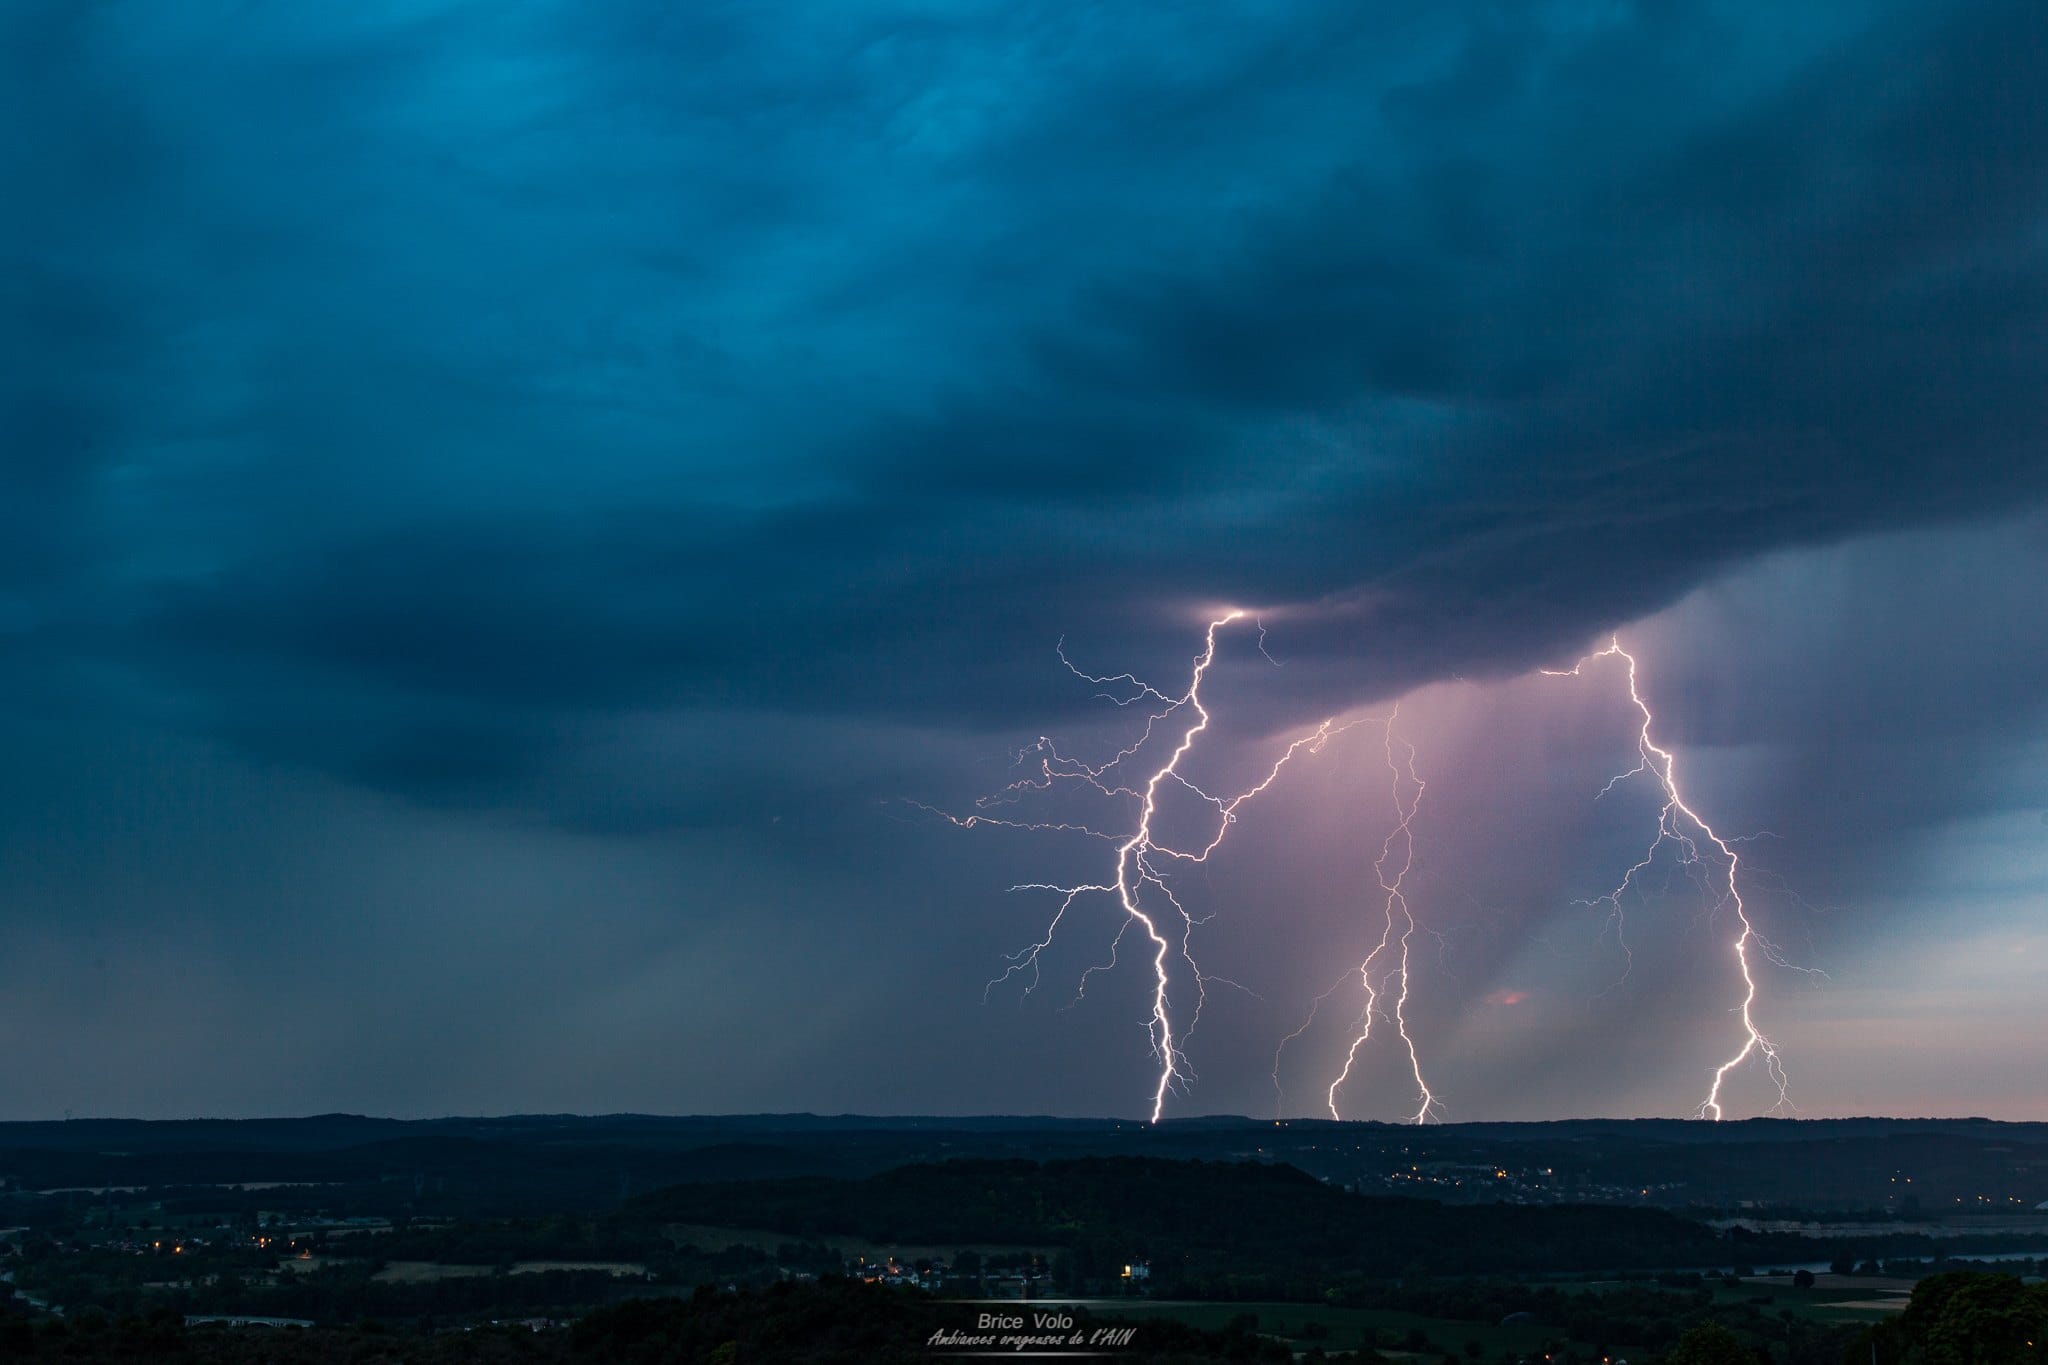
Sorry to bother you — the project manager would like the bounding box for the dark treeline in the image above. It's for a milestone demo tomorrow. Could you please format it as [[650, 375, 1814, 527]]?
[[1329, 1279, 1854, 1363], [0, 1140, 828, 1221], [7, 1271, 2041, 1363], [8, 1243, 775, 1326], [626, 1157, 1939, 1287], [1845, 1271, 2048, 1364], [0, 1279, 1290, 1364]]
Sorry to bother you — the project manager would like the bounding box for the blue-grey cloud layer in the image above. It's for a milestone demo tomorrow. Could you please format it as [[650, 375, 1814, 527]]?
[[3, 0, 2046, 1117]]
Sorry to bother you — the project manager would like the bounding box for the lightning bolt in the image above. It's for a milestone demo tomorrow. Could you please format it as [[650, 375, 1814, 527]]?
[[925, 611, 1349, 1123], [1544, 637, 1818, 1120], [1315, 707, 1441, 1123]]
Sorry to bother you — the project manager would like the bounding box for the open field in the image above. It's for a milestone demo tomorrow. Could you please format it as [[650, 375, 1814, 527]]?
[[1714, 1215, 2048, 1239], [1072, 1277, 1933, 1357], [1077, 1300, 1599, 1358], [282, 1257, 651, 1282], [1702, 1279, 1912, 1322], [662, 1221, 1054, 1266], [373, 1260, 494, 1283]]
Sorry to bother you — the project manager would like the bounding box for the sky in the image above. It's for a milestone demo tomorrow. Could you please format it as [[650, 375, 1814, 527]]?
[[2, 0, 2045, 1122]]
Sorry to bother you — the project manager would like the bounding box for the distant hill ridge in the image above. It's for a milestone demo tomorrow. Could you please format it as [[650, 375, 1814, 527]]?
[[6, 1116, 2045, 1217], [5, 1113, 2045, 1153]]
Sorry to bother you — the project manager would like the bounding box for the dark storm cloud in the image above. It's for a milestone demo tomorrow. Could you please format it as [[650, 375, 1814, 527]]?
[[13, 0, 2048, 1123], [5, 0, 2046, 822], [0, 6, 163, 596]]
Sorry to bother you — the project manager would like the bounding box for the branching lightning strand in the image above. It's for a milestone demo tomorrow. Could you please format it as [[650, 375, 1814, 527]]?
[[925, 611, 1350, 1123], [1543, 637, 1821, 1119], [1272, 707, 1441, 1124]]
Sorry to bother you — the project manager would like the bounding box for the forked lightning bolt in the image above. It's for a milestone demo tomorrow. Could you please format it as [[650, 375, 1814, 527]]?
[[923, 611, 1347, 1123], [1273, 707, 1441, 1123], [1544, 637, 1817, 1120]]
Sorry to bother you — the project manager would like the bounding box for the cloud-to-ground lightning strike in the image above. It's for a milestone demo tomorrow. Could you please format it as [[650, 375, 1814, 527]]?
[[923, 611, 1347, 1123], [1330, 709, 1441, 1123], [1544, 637, 1815, 1120], [1272, 708, 1441, 1124]]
